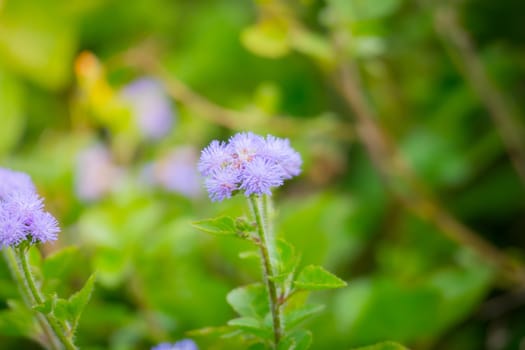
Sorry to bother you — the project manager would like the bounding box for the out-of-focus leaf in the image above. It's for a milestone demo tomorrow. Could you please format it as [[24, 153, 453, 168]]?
[[294, 265, 347, 291], [284, 304, 324, 331], [351, 341, 409, 350], [241, 19, 290, 58], [0, 301, 35, 337], [290, 29, 335, 65], [0, 13, 76, 89], [42, 246, 79, 281], [193, 216, 238, 236], [227, 283, 269, 319], [278, 329, 312, 350], [227, 317, 272, 339], [0, 69, 25, 156]]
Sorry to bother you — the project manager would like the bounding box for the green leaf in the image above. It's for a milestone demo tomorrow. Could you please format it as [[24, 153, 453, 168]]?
[[284, 304, 325, 331], [349, 0, 402, 21], [193, 216, 238, 236], [0, 69, 25, 156], [54, 274, 96, 333], [0, 300, 36, 337], [351, 341, 408, 350], [241, 19, 290, 58], [294, 265, 347, 291], [227, 317, 272, 339], [0, 12, 76, 89], [271, 239, 299, 284], [277, 329, 312, 350], [67, 273, 96, 332], [42, 246, 79, 280], [33, 297, 55, 314], [227, 283, 269, 319]]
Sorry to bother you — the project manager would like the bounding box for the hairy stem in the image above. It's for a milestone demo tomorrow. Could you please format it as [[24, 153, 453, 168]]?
[[14, 245, 78, 350], [249, 195, 283, 347]]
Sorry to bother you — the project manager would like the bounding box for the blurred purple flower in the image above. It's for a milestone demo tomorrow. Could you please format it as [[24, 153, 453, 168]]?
[[151, 339, 198, 350], [75, 144, 122, 201], [198, 132, 301, 201], [0, 168, 60, 248], [121, 78, 175, 140], [153, 147, 202, 199], [0, 168, 35, 199]]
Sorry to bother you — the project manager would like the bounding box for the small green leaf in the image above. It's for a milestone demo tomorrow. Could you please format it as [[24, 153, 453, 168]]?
[[272, 239, 299, 284], [67, 273, 96, 332], [193, 216, 238, 236], [227, 317, 272, 339], [277, 329, 312, 350], [227, 283, 269, 319], [351, 341, 409, 350], [33, 297, 55, 314], [284, 304, 325, 331], [294, 265, 347, 291]]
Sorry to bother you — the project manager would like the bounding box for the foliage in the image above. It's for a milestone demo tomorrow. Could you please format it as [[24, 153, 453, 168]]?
[[1, 0, 525, 349]]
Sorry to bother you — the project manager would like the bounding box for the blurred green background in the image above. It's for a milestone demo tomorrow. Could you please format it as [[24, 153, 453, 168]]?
[[1, 0, 525, 349]]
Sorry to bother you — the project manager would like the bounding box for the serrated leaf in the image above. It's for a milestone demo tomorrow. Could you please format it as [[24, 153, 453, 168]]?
[[271, 239, 299, 285], [227, 283, 269, 319], [294, 265, 347, 291], [227, 317, 272, 339], [284, 304, 325, 331], [193, 216, 238, 236], [278, 329, 312, 350], [351, 341, 408, 350], [67, 273, 96, 332]]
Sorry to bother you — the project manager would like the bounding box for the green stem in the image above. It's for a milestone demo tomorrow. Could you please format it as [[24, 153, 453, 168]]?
[[249, 195, 283, 347], [3, 248, 61, 350], [13, 245, 78, 350]]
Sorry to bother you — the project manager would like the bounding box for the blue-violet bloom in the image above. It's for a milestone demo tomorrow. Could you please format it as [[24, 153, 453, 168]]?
[[151, 339, 198, 350], [198, 132, 301, 201]]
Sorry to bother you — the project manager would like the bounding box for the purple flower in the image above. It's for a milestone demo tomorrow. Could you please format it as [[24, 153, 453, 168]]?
[[198, 132, 301, 201], [240, 158, 284, 196], [121, 78, 175, 140], [205, 168, 240, 202], [152, 147, 202, 199], [0, 169, 60, 248], [262, 135, 302, 178], [75, 144, 123, 201], [0, 168, 35, 199], [152, 339, 198, 350], [229, 132, 265, 167], [197, 140, 232, 176]]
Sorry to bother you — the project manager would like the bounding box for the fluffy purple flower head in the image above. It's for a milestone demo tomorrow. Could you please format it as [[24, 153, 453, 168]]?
[[198, 132, 301, 201], [261, 135, 302, 178], [205, 168, 240, 202], [198, 140, 232, 177], [0, 168, 60, 248], [0, 168, 35, 199], [240, 158, 284, 196], [151, 339, 198, 350], [229, 132, 265, 168], [121, 78, 175, 140]]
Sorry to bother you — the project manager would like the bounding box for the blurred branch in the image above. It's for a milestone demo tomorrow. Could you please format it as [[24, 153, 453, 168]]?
[[113, 41, 354, 142], [330, 32, 525, 286], [433, 5, 525, 187]]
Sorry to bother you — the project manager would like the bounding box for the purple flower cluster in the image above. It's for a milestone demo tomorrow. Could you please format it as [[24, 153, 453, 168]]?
[[198, 132, 301, 201], [0, 168, 60, 248], [151, 339, 198, 350]]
